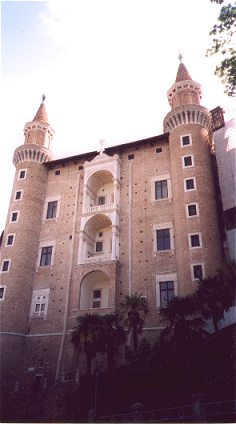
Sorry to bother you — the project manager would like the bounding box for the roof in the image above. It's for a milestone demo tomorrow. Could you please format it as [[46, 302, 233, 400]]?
[[45, 132, 169, 167], [33, 101, 49, 123], [175, 62, 192, 83]]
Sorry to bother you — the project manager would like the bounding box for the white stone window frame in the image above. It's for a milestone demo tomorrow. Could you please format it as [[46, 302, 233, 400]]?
[[186, 203, 199, 218], [191, 263, 205, 281], [5, 233, 15, 247], [10, 211, 20, 223], [180, 134, 192, 148], [37, 240, 56, 268], [0, 285, 6, 301], [42, 196, 61, 221], [188, 232, 202, 249], [14, 189, 23, 201], [153, 221, 174, 252], [18, 169, 27, 180], [184, 177, 197, 192], [1, 259, 11, 273], [29, 288, 50, 319], [155, 273, 178, 310], [151, 174, 172, 203], [182, 154, 195, 169]]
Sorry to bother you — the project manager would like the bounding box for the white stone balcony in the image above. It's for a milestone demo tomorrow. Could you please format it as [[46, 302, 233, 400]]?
[[70, 307, 115, 318], [83, 254, 113, 264], [85, 203, 115, 215]]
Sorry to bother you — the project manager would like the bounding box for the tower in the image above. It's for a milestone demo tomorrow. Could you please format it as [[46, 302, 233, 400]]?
[[163, 56, 223, 295], [0, 98, 54, 389]]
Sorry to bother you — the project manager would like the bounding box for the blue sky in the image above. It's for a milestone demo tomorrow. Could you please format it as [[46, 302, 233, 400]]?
[[0, 0, 235, 231]]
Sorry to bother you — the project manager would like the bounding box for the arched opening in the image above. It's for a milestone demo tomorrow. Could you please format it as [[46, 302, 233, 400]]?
[[85, 170, 114, 212], [82, 214, 113, 262], [80, 270, 111, 310]]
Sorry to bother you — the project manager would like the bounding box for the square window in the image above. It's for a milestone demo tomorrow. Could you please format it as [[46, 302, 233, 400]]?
[[98, 196, 105, 205], [155, 180, 168, 200], [40, 246, 53, 267], [128, 154, 134, 160], [19, 170, 26, 179], [185, 178, 195, 191], [0, 286, 6, 301], [6, 235, 14, 246], [15, 191, 22, 200], [11, 212, 18, 222], [92, 301, 101, 308], [156, 147, 162, 154], [55, 170, 60, 175], [181, 135, 191, 146], [188, 204, 197, 216], [46, 201, 58, 219], [93, 289, 101, 299], [190, 234, 201, 247], [156, 229, 170, 251], [2, 260, 10, 272], [193, 264, 203, 280], [160, 281, 174, 308], [95, 241, 103, 253], [183, 156, 193, 167]]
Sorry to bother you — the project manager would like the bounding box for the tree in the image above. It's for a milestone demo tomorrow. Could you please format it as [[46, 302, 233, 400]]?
[[207, 1, 236, 96], [71, 313, 125, 375], [120, 293, 149, 351], [195, 262, 236, 333]]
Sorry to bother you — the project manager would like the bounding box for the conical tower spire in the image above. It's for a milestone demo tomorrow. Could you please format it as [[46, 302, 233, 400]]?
[[167, 55, 202, 109], [32, 95, 48, 123]]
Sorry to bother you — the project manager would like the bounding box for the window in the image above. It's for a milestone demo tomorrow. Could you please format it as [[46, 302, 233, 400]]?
[[160, 281, 175, 308], [192, 264, 204, 280], [182, 155, 194, 168], [92, 289, 102, 308], [155, 180, 168, 200], [30, 288, 50, 318], [95, 241, 103, 253], [156, 229, 170, 251], [1, 260, 10, 272], [15, 190, 22, 201], [189, 233, 202, 248], [0, 286, 6, 301], [156, 147, 162, 154], [18, 169, 26, 180], [128, 154, 134, 160], [181, 134, 192, 147], [186, 203, 198, 217], [40, 246, 53, 266], [55, 170, 60, 175], [46, 201, 58, 219], [6, 234, 15, 246], [10, 211, 19, 222], [184, 177, 196, 191], [98, 196, 105, 205]]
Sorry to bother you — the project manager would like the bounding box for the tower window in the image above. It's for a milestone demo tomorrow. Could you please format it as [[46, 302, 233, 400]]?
[[18, 169, 26, 180], [159, 281, 175, 308], [155, 180, 168, 200], [189, 233, 202, 248], [40, 246, 53, 267], [186, 203, 198, 217], [95, 241, 103, 253], [30, 288, 50, 318], [55, 170, 61, 175], [46, 201, 58, 219], [1, 260, 10, 272], [156, 229, 171, 251], [156, 147, 162, 154], [128, 154, 134, 160], [10, 212, 19, 223], [184, 178, 196, 191], [6, 234, 15, 246], [15, 190, 22, 201], [192, 264, 204, 280], [0, 286, 6, 301], [181, 134, 192, 147], [183, 155, 194, 168]]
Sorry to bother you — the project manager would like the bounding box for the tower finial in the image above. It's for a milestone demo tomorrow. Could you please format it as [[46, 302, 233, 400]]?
[[42, 94, 46, 102], [99, 139, 105, 154], [178, 51, 183, 63]]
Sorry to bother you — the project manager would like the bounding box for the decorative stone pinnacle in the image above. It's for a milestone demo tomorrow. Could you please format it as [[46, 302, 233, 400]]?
[[99, 139, 105, 154]]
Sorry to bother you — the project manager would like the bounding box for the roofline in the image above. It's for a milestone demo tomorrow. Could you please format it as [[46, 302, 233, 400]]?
[[46, 132, 169, 167]]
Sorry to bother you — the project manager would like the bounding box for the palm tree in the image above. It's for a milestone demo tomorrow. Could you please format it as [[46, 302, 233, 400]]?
[[195, 262, 236, 333], [120, 293, 149, 351]]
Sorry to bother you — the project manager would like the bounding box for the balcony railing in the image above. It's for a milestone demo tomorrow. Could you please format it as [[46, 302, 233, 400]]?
[[71, 307, 115, 318], [84, 255, 112, 264], [85, 203, 115, 214]]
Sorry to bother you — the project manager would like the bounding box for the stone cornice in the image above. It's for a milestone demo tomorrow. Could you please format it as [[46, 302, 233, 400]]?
[[13, 144, 53, 166], [163, 105, 212, 133]]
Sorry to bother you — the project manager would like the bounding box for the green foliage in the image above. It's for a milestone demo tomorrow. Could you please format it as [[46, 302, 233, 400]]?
[[207, 1, 236, 96]]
